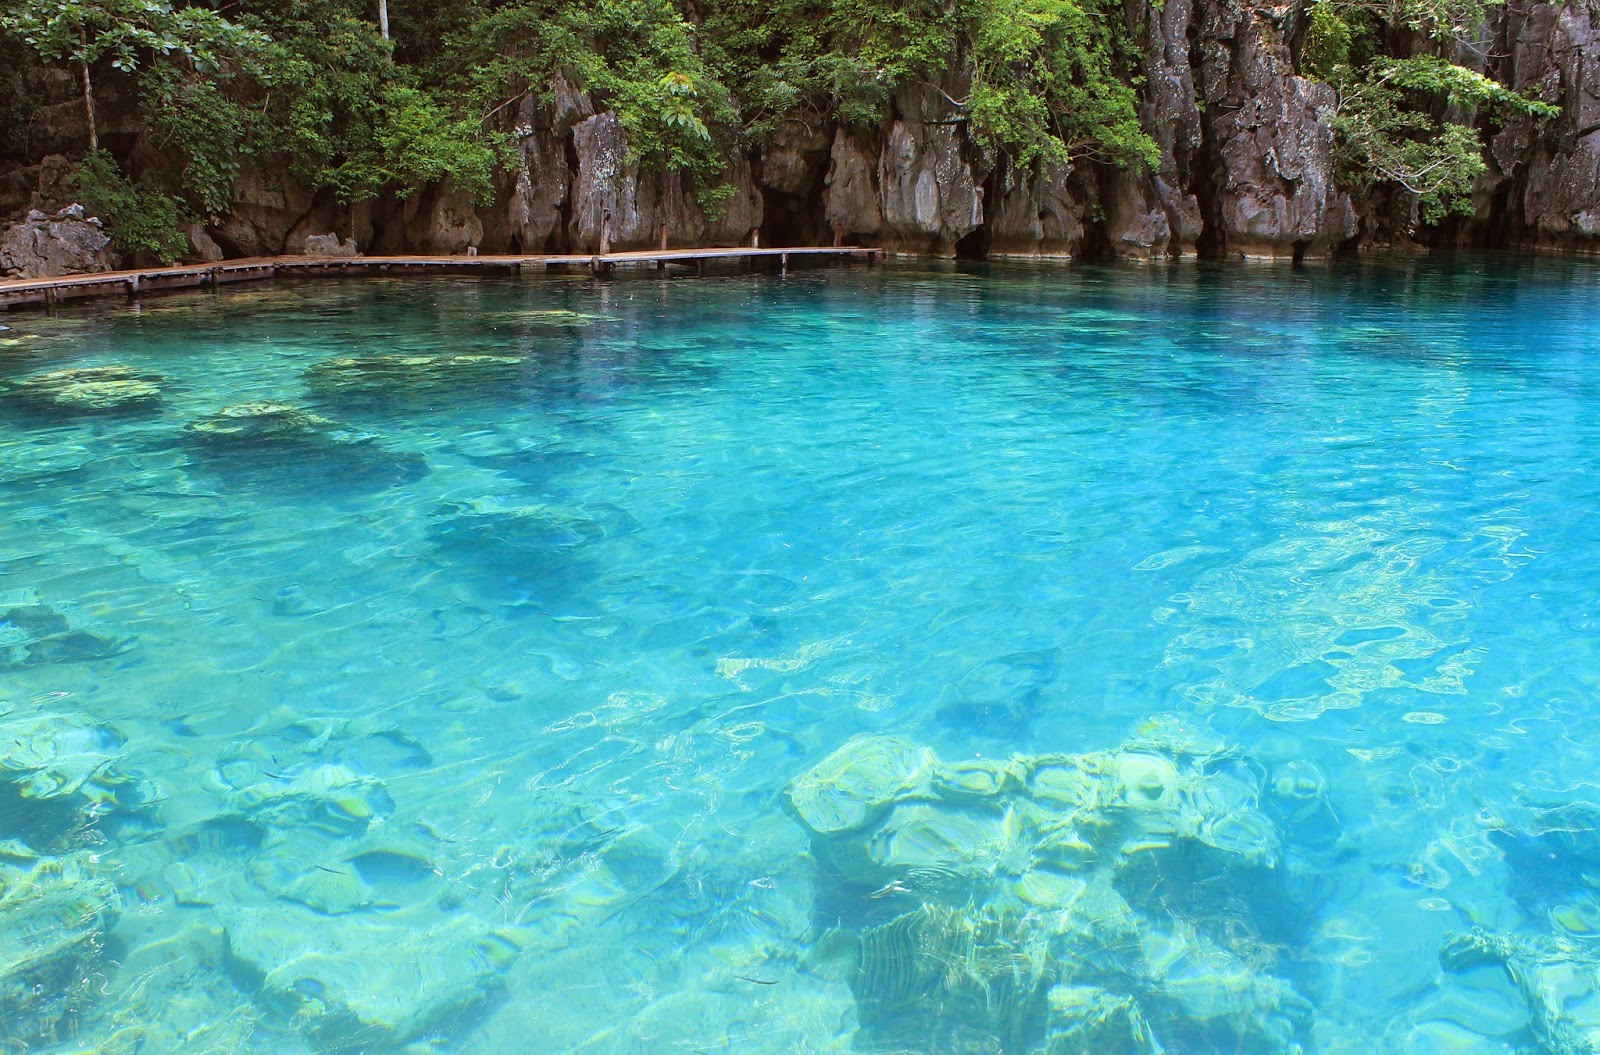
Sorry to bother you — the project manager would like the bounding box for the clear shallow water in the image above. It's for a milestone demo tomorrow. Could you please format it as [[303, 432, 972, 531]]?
[[2, 258, 1600, 1054]]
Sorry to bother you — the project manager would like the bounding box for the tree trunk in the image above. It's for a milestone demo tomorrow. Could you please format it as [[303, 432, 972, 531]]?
[[378, 0, 389, 39], [78, 27, 98, 150]]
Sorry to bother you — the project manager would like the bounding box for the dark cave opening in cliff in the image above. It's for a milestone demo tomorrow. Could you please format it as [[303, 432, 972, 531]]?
[[953, 226, 987, 260], [760, 189, 831, 248]]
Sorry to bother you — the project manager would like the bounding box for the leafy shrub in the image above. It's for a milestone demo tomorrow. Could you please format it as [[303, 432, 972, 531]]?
[[71, 150, 189, 262]]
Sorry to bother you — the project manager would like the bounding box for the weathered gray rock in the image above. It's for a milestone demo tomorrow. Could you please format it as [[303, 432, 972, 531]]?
[[212, 170, 323, 258], [300, 232, 358, 257], [568, 111, 762, 252], [821, 127, 885, 242], [1106, 175, 1179, 260], [397, 178, 483, 254], [185, 223, 225, 262], [1478, 0, 1600, 251], [759, 118, 833, 197], [0, 205, 116, 278], [1187, 0, 1356, 257], [987, 158, 1089, 258], [821, 78, 993, 255], [877, 119, 986, 253]]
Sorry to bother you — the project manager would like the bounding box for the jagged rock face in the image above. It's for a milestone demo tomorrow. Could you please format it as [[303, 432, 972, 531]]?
[[822, 79, 992, 255], [500, 87, 584, 253], [0, 205, 117, 278], [759, 120, 833, 197], [1185, 0, 1357, 257], [397, 178, 483, 254], [1120, 0, 1206, 257], [822, 128, 886, 241], [212, 170, 324, 258], [568, 111, 763, 252], [1482, 0, 1600, 250], [987, 158, 1088, 258]]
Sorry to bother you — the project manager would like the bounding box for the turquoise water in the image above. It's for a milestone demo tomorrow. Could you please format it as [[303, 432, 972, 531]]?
[[3, 258, 1600, 1054]]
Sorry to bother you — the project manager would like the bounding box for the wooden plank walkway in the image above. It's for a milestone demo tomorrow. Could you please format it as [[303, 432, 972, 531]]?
[[0, 246, 884, 310]]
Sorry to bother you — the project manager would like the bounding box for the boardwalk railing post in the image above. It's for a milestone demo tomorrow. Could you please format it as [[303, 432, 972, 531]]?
[[658, 222, 668, 252], [833, 222, 844, 248], [750, 227, 760, 249], [599, 211, 612, 257]]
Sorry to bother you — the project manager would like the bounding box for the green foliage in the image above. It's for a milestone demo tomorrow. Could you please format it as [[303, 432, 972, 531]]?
[[1304, 0, 1560, 225], [1301, 2, 1351, 79], [1325, 54, 1559, 224], [442, 0, 733, 180], [701, 0, 1155, 168], [140, 72, 250, 217], [71, 149, 188, 261], [375, 86, 498, 202], [964, 0, 1157, 168], [0, 0, 269, 76], [1375, 55, 1558, 118]]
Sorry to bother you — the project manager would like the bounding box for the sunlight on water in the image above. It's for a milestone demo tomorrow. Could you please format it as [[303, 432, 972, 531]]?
[[2, 257, 1600, 1054]]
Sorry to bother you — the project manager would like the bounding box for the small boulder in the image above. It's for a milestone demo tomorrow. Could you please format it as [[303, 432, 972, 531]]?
[[301, 232, 359, 257], [0, 204, 117, 279]]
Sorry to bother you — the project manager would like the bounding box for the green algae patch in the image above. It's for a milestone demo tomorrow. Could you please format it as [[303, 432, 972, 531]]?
[[9, 365, 164, 413]]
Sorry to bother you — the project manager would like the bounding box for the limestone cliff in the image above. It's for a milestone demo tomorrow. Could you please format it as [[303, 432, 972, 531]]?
[[1, 0, 1596, 275]]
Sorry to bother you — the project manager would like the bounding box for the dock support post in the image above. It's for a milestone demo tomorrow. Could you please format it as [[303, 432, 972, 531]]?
[[781, 252, 788, 274], [209, 266, 221, 292], [126, 275, 140, 300]]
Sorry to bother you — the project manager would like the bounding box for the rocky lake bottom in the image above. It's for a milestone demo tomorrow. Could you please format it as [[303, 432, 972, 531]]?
[[3, 258, 1600, 1054]]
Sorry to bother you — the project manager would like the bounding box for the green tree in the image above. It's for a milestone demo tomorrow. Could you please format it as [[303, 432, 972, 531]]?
[[0, 0, 266, 149], [1301, 0, 1559, 224]]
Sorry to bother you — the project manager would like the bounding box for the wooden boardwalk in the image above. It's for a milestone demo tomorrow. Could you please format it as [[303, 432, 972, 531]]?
[[0, 246, 884, 310]]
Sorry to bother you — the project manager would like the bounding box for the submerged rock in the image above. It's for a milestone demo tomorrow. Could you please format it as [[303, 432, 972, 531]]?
[[1442, 927, 1600, 1055], [9, 365, 164, 413], [184, 402, 426, 490], [787, 723, 1324, 1053], [0, 602, 129, 670], [0, 856, 118, 1048], [304, 353, 528, 404], [0, 710, 139, 852], [186, 401, 370, 446], [221, 905, 520, 1051], [935, 648, 1059, 737], [429, 496, 639, 557]]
